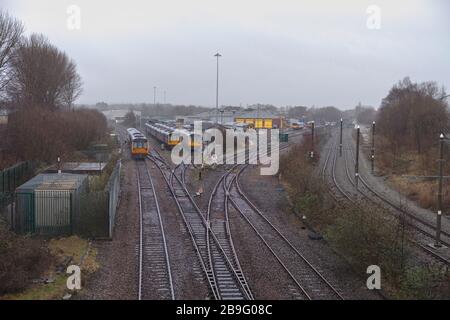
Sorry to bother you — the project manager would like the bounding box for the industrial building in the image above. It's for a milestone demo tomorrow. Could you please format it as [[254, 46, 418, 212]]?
[[234, 110, 285, 129], [176, 109, 239, 125], [177, 109, 285, 129]]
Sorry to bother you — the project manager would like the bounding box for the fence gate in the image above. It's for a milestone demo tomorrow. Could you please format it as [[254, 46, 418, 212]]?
[[15, 191, 73, 235], [34, 190, 72, 235], [15, 192, 35, 233]]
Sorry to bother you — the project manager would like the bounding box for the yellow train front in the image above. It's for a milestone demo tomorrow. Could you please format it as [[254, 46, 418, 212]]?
[[127, 128, 149, 159]]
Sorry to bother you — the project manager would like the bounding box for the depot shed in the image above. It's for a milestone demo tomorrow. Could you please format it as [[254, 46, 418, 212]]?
[[234, 111, 285, 129], [13, 173, 88, 235], [44, 162, 107, 175]]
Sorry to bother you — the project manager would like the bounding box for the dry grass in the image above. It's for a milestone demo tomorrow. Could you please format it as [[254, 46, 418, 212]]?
[[361, 131, 450, 212], [0, 235, 98, 300], [49, 236, 99, 274], [385, 171, 449, 211]]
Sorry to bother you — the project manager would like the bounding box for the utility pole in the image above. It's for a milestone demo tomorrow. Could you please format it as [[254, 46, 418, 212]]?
[[57, 156, 61, 174], [339, 118, 343, 156], [214, 53, 222, 123], [371, 121, 376, 174], [310, 121, 315, 159], [434, 133, 445, 248], [355, 126, 360, 189]]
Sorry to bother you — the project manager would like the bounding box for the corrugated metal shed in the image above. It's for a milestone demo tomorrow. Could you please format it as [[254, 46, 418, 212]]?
[[44, 162, 107, 175], [14, 173, 88, 235], [16, 173, 87, 192]]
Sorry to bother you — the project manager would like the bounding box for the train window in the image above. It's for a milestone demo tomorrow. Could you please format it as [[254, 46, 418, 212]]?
[[133, 141, 145, 148]]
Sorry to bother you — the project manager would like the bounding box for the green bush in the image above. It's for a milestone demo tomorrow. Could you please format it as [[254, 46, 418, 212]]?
[[325, 204, 410, 284]]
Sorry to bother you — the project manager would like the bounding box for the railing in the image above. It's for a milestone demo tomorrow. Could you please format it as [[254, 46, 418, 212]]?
[[15, 191, 74, 235], [9, 160, 121, 238], [0, 161, 35, 210], [77, 160, 121, 238], [106, 159, 121, 238]]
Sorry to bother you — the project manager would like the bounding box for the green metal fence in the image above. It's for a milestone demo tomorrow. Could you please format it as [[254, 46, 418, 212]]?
[[15, 190, 76, 235], [13, 173, 88, 235], [15, 192, 35, 233], [0, 161, 35, 209], [106, 160, 121, 238], [75, 160, 121, 239], [0, 161, 34, 193], [10, 160, 120, 238]]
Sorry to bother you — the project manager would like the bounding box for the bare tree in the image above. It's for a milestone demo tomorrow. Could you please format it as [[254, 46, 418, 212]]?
[[377, 77, 449, 154], [0, 11, 24, 98], [61, 60, 83, 110], [355, 105, 377, 125], [7, 34, 83, 110], [308, 106, 342, 123]]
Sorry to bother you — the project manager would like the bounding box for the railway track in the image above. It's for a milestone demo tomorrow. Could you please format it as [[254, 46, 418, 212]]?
[[148, 152, 253, 300], [322, 130, 450, 266], [140, 125, 343, 299], [225, 164, 344, 300], [321, 137, 354, 203], [136, 160, 175, 300], [342, 133, 450, 242], [206, 166, 254, 299]]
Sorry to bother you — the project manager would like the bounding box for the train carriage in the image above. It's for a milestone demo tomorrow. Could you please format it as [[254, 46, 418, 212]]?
[[127, 128, 149, 159], [145, 122, 202, 150]]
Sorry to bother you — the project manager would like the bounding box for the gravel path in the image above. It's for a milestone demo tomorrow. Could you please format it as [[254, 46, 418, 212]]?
[[78, 159, 139, 299]]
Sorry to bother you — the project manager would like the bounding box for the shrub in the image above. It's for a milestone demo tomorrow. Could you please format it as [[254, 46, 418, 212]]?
[[325, 204, 411, 283], [0, 218, 53, 294]]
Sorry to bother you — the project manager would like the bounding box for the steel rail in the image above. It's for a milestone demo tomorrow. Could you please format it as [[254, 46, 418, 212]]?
[[147, 154, 220, 299], [344, 136, 450, 245], [149, 153, 253, 300], [136, 160, 175, 300], [229, 165, 344, 300], [341, 137, 450, 265], [203, 165, 254, 299]]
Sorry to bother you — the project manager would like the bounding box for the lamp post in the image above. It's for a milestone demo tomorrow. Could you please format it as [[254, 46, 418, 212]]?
[[434, 133, 445, 247], [214, 53, 222, 123], [310, 121, 315, 159], [355, 125, 360, 189], [371, 121, 376, 174], [339, 118, 343, 156]]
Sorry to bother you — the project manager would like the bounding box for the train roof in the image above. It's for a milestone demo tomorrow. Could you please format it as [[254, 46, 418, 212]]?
[[127, 128, 147, 140], [145, 122, 197, 136]]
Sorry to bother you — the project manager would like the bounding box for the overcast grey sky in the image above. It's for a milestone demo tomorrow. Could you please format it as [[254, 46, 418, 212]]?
[[2, 0, 449, 109]]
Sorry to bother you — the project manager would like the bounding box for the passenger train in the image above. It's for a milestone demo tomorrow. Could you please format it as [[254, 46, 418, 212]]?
[[127, 128, 149, 159], [145, 122, 202, 149]]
